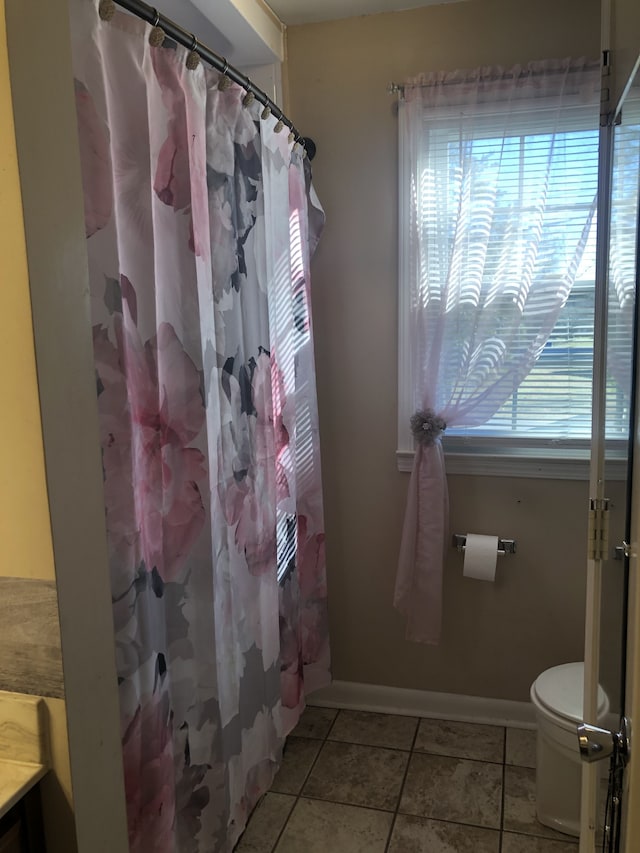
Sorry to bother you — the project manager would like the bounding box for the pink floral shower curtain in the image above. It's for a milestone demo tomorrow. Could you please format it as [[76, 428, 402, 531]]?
[[71, 3, 330, 850]]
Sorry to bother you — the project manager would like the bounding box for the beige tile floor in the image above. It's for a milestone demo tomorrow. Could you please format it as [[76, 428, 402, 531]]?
[[235, 706, 580, 853]]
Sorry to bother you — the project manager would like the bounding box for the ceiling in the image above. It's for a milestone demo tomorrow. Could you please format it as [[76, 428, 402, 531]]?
[[265, 0, 467, 26]]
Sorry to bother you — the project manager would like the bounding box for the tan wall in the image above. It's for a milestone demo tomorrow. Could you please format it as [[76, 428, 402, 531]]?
[[286, 0, 608, 702], [0, 2, 76, 849]]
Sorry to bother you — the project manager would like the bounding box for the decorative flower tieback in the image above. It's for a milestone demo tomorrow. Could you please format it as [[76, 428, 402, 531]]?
[[410, 409, 446, 445]]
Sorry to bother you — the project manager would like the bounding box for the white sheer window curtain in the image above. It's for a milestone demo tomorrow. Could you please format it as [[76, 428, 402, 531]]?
[[395, 58, 601, 644]]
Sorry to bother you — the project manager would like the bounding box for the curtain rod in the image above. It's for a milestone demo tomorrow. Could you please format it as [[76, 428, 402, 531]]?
[[388, 61, 600, 98], [101, 0, 309, 155]]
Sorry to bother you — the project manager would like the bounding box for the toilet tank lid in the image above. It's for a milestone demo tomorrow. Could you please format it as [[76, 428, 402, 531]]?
[[532, 662, 609, 722]]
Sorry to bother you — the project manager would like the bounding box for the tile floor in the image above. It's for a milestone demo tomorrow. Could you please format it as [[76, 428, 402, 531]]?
[[235, 706, 580, 853]]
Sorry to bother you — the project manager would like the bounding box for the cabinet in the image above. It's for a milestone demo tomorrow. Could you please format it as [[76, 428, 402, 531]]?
[[0, 790, 46, 853], [0, 818, 22, 853]]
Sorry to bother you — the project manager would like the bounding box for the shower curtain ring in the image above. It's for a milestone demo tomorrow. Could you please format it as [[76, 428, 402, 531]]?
[[148, 8, 165, 46], [218, 59, 232, 91], [98, 0, 116, 21], [186, 34, 200, 70], [242, 81, 256, 108]]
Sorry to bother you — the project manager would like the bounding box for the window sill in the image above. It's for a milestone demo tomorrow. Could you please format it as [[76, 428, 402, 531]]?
[[396, 445, 628, 481]]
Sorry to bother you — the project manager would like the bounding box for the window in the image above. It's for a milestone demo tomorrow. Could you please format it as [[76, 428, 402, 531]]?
[[396, 61, 632, 478], [450, 130, 598, 440]]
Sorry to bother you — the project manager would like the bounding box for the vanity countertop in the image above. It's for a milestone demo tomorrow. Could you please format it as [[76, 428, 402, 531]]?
[[0, 761, 47, 819], [0, 691, 49, 819]]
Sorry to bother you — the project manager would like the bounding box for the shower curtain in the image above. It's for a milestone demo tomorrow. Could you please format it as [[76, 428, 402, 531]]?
[[71, 3, 330, 851]]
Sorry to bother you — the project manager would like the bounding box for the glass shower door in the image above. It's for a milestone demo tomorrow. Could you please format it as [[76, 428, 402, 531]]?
[[580, 67, 640, 852], [599, 71, 640, 852]]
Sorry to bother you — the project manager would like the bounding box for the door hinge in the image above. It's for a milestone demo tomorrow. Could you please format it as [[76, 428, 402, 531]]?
[[588, 498, 610, 561]]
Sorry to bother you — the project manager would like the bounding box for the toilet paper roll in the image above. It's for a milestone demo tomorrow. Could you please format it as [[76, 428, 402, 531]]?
[[463, 533, 498, 582]]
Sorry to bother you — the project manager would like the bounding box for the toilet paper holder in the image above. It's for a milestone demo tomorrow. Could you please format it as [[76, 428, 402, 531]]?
[[452, 534, 517, 555]]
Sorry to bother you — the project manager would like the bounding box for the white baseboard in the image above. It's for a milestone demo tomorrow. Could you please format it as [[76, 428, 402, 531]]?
[[309, 679, 537, 730]]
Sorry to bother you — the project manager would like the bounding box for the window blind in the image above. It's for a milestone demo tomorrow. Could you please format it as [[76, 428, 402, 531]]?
[[416, 110, 602, 440]]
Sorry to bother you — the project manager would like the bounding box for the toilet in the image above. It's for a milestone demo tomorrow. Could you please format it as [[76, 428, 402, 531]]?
[[530, 662, 609, 837]]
